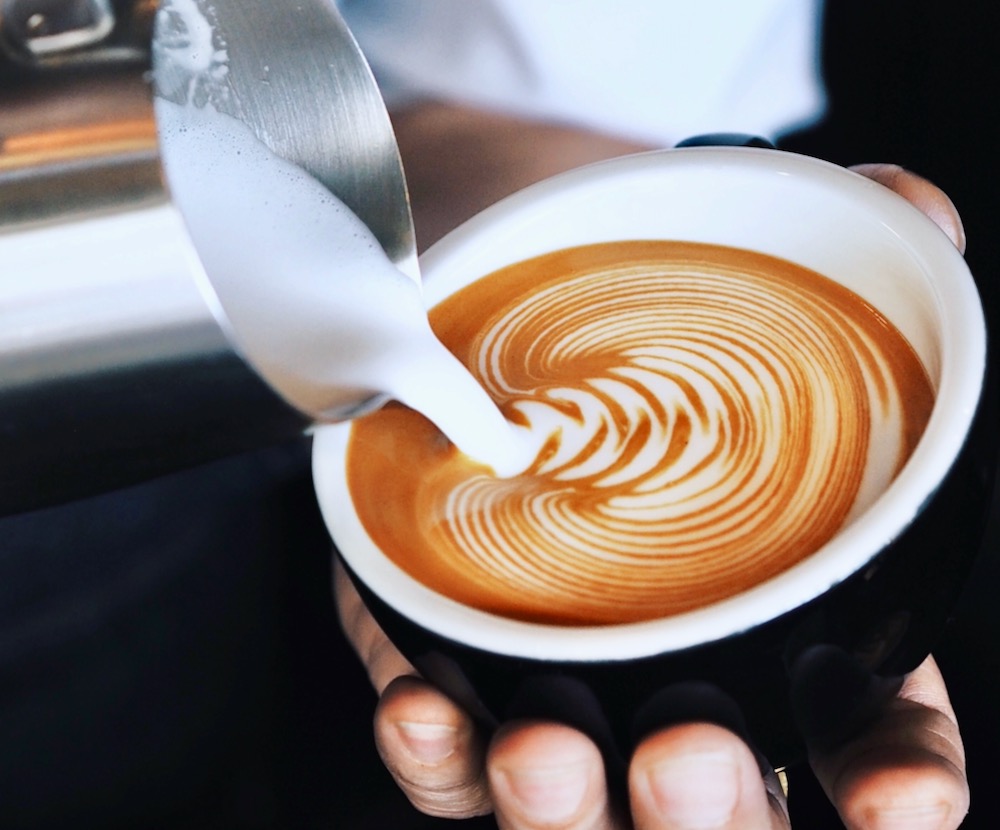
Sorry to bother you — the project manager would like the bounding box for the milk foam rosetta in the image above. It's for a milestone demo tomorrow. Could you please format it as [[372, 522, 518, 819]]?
[[347, 241, 934, 625]]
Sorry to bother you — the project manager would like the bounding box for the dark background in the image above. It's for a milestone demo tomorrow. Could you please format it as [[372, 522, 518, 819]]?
[[1, 1, 997, 827]]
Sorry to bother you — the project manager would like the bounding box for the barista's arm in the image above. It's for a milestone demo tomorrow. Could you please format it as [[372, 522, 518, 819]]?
[[390, 101, 651, 252], [390, 103, 967, 258]]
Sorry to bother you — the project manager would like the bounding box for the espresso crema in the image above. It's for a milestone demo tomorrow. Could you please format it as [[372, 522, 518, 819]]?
[[346, 241, 934, 625]]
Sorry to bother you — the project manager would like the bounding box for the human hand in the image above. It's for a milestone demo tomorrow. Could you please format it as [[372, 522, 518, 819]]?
[[337, 555, 968, 829]]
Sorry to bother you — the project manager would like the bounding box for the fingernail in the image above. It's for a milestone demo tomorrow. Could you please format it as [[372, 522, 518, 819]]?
[[870, 804, 950, 830], [644, 751, 740, 828], [498, 760, 592, 823], [395, 721, 459, 764]]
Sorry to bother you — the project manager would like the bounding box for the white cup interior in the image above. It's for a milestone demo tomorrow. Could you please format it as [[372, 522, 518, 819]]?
[[313, 147, 984, 661]]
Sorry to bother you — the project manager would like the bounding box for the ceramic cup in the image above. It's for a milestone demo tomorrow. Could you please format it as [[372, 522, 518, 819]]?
[[312, 147, 993, 773]]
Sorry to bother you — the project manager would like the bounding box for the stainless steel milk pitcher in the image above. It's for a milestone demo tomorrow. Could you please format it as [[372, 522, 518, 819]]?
[[0, 0, 416, 515]]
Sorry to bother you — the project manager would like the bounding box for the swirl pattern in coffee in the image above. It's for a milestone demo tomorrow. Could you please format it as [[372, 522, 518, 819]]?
[[346, 242, 934, 625]]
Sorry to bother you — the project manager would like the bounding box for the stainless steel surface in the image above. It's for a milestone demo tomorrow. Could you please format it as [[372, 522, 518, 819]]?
[[0, 0, 416, 514]]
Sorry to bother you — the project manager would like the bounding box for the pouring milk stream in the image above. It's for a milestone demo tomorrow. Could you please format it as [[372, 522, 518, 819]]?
[[154, 0, 532, 476]]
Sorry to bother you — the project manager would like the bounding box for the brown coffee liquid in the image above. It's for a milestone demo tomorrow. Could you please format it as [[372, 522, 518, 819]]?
[[346, 242, 934, 625]]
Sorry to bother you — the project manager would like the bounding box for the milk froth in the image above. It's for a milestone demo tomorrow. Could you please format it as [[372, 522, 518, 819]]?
[[153, 0, 531, 475]]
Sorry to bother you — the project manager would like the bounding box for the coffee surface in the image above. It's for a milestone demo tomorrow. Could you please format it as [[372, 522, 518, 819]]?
[[346, 241, 934, 625]]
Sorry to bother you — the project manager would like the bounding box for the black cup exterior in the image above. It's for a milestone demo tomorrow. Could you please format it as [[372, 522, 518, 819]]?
[[339, 363, 995, 771]]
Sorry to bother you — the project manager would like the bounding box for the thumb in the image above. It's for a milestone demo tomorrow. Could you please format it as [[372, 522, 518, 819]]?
[[850, 164, 966, 254]]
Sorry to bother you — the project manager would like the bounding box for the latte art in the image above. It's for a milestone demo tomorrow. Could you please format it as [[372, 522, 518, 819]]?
[[347, 242, 934, 625]]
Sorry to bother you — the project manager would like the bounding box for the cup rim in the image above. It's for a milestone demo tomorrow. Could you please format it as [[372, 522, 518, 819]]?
[[313, 147, 986, 662]]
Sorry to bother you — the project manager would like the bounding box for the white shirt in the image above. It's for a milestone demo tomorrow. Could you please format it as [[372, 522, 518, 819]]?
[[338, 0, 826, 147]]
